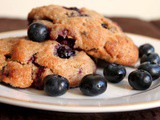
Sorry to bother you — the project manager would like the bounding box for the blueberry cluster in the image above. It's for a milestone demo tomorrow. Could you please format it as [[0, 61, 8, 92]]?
[[44, 43, 159, 97], [103, 44, 160, 90], [28, 23, 160, 97], [28, 23, 75, 59], [128, 44, 160, 90]]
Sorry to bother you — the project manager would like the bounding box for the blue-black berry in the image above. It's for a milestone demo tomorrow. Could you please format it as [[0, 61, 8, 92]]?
[[103, 63, 126, 83], [44, 74, 69, 96], [57, 46, 75, 59], [128, 70, 152, 90], [28, 23, 49, 42], [140, 53, 160, 65], [79, 74, 107, 96], [139, 43, 154, 58], [138, 62, 160, 80]]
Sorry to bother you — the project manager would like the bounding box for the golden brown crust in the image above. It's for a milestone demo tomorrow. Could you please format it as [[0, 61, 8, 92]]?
[[0, 37, 96, 88], [2, 61, 32, 88], [28, 5, 138, 66], [0, 5, 139, 89]]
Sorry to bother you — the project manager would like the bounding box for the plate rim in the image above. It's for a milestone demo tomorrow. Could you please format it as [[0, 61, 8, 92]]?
[[1, 92, 160, 113], [0, 29, 160, 113]]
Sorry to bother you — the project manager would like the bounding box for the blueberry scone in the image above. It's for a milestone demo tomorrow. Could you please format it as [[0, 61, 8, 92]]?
[[28, 5, 138, 66], [0, 37, 96, 88]]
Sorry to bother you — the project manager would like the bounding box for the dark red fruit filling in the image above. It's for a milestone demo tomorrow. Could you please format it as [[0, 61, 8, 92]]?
[[35, 67, 45, 81], [27, 55, 37, 64], [78, 68, 82, 74], [1, 66, 9, 77], [56, 29, 75, 49], [33, 67, 45, 90], [57, 46, 75, 59], [64, 7, 89, 17], [28, 54, 46, 89], [56, 36, 75, 48]]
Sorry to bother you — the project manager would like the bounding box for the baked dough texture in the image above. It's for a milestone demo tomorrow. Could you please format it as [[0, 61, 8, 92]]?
[[0, 37, 96, 88], [28, 5, 138, 66]]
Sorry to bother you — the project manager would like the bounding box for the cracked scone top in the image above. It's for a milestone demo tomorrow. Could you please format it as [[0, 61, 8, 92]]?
[[28, 5, 138, 66], [0, 37, 96, 88]]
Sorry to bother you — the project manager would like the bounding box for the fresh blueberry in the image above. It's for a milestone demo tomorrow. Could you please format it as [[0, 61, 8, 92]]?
[[103, 63, 126, 83], [140, 53, 160, 65], [44, 74, 69, 96], [57, 46, 75, 59], [79, 74, 107, 96], [128, 70, 152, 90], [139, 43, 155, 58], [138, 62, 160, 80], [28, 23, 49, 42]]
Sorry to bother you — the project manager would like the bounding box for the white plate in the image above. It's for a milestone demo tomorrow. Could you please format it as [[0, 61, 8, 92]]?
[[0, 30, 160, 113]]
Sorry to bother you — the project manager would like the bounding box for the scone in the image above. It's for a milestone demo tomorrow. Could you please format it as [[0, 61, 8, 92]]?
[[28, 5, 138, 66], [0, 37, 96, 88]]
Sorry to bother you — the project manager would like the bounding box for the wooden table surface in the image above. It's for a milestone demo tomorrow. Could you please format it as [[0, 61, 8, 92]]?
[[0, 17, 160, 120]]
